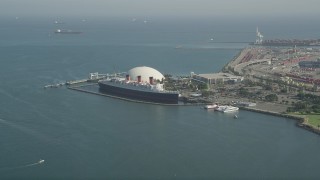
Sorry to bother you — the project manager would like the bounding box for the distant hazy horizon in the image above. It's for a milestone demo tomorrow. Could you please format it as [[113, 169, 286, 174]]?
[[1, 0, 320, 19]]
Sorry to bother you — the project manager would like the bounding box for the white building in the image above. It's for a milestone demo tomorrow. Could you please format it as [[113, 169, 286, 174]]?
[[191, 72, 243, 84]]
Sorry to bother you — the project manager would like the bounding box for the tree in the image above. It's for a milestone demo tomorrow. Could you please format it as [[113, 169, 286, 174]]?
[[265, 84, 272, 91], [265, 94, 278, 102], [280, 88, 288, 93], [201, 90, 211, 98], [312, 104, 320, 110], [239, 87, 250, 97], [297, 92, 305, 99], [265, 78, 272, 86], [294, 101, 307, 110], [243, 79, 256, 87], [198, 83, 208, 90]]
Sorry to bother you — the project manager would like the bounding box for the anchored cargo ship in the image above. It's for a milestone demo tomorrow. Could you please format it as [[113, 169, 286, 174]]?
[[98, 66, 179, 104]]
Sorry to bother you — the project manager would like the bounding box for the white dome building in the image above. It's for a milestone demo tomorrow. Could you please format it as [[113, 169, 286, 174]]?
[[128, 66, 165, 82]]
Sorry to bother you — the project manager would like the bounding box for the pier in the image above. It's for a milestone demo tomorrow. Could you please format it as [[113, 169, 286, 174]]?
[[44, 83, 65, 89], [65, 79, 88, 85], [44, 79, 88, 88], [44, 72, 108, 89]]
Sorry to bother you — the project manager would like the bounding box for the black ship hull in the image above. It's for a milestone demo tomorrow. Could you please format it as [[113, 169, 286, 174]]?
[[98, 82, 179, 104]]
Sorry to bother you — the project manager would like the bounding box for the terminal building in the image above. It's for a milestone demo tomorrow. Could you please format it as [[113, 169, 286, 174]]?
[[191, 72, 244, 84]]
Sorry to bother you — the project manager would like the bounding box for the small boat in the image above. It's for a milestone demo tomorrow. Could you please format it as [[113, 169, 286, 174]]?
[[190, 93, 202, 97], [54, 29, 82, 34], [39, 159, 45, 164], [234, 115, 238, 119], [204, 104, 218, 109], [54, 20, 64, 24]]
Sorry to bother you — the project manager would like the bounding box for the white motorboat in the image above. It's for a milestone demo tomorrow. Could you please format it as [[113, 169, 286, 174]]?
[[215, 105, 239, 113], [204, 104, 218, 109]]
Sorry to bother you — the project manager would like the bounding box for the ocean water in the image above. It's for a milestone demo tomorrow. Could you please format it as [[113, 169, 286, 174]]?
[[1, 17, 320, 179]]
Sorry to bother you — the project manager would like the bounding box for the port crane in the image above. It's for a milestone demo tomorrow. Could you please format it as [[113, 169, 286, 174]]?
[[255, 27, 263, 45]]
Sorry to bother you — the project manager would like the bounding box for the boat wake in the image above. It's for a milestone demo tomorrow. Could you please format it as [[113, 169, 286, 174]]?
[[0, 118, 38, 137], [0, 160, 45, 171], [24, 160, 45, 167]]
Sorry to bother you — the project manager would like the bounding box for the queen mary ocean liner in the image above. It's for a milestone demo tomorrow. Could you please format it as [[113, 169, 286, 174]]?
[[98, 66, 179, 104]]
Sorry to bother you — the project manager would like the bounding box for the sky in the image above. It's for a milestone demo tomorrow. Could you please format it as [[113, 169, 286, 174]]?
[[1, 0, 320, 19]]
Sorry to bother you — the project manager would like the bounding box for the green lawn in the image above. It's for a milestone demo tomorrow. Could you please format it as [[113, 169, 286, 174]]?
[[306, 114, 320, 128], [288, 113, 320, 128]]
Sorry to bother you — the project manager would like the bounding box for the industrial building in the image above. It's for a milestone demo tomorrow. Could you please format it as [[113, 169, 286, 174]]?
[[191, 72, 243, 84]]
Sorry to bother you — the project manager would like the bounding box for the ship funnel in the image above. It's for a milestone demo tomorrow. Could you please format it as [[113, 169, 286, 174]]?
[[149, 77, 154, 84], [137, 75, 141, 83], [126, 74, 130, 81]]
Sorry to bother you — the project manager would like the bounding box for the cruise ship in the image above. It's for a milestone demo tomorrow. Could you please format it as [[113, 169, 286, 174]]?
[[98, 66, 179, 104]]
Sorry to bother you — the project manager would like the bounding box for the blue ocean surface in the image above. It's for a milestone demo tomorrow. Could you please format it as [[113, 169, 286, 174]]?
[[1, 17, 320, 179]]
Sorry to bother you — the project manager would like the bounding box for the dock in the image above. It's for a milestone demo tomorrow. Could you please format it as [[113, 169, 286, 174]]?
[[44, 72, 108, 89], [65, 79, 88, 85], [44, 79, 88, 88], [44, 83, 65, 89]]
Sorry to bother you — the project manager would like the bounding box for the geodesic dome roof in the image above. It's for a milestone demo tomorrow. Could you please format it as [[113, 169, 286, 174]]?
[[128, 66, 164, 82]]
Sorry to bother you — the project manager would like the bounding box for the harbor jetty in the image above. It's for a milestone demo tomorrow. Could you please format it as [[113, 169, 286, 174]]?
[[44, 83, 65, 88], [66, 79, 87, 85], [44, 72, 107, 89]]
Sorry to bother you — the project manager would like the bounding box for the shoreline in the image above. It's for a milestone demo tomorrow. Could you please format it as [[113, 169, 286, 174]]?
[[68, 83, 320, 135], [65, 47, 320, 135], [241, 106, 320, 135], [223, 47, 320, 135]]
